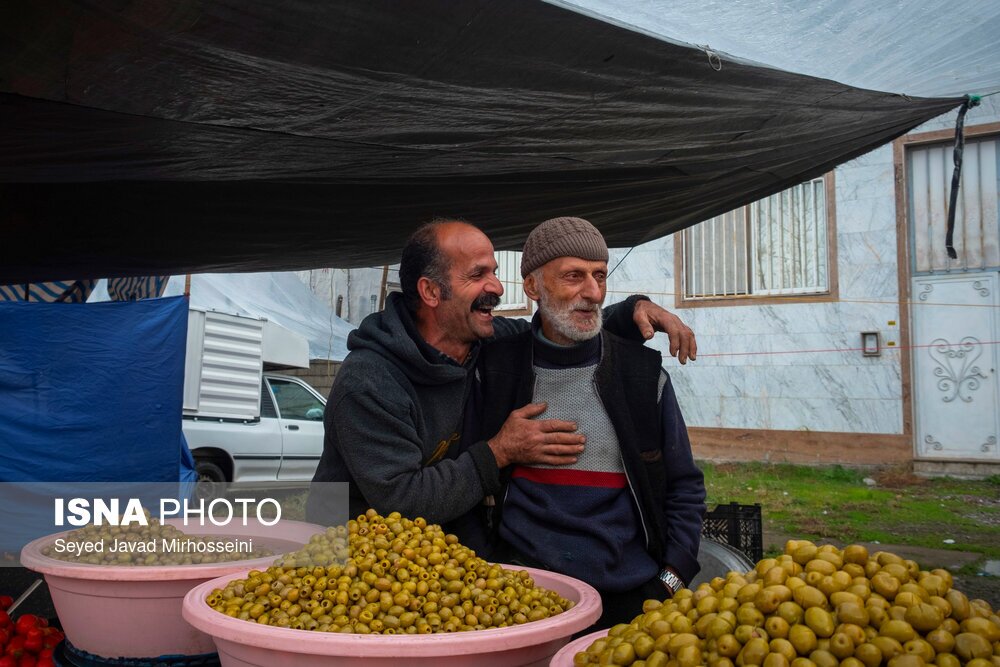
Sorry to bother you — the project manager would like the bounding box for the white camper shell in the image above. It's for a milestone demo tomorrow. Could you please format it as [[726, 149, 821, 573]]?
[[181, 308, 326, 484]]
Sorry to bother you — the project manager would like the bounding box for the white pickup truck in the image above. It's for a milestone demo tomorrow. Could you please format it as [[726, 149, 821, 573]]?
[[180, 308, 327, 485]]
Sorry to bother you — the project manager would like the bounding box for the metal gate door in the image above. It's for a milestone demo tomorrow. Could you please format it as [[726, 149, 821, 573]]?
[[911, 272, 1000, 460]]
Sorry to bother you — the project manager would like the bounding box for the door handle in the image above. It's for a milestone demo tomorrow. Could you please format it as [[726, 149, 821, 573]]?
[[287, 424, 299, 431]]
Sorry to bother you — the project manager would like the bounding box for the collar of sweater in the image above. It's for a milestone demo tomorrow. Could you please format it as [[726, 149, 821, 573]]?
[[398, 296, 477, 368], [530, 312, 601, 368]]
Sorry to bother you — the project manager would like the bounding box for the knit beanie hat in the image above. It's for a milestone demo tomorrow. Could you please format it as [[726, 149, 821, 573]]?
[[520, 216, 609, 277]]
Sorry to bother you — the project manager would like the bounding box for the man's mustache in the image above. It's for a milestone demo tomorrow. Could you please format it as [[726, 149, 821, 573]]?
[[570, 301, 600, 312], [471, 293, 502, 311]]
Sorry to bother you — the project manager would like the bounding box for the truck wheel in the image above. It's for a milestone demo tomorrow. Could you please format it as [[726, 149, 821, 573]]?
[[195, 459, 227, 501]]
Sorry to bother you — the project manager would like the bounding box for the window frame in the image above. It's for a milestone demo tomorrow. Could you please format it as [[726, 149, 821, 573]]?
[[264, 377, 325, 421], [260, 382, 278, 419], [903, 132, 1000, 275], [674, 172, 839, 308], [492, 250, 533, 317]]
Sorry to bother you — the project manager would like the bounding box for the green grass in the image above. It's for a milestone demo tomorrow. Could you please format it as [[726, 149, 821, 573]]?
[[703, 462, 1000, 562]]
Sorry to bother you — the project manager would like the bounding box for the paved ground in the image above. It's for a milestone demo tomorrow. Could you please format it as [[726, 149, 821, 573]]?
[[0, 567, 56, 619]]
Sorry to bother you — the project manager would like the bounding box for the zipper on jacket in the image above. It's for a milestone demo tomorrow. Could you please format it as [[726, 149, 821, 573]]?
[[593, 379, 651, 550], [494, 369, 536, 533], [500, 373, 539, 515]]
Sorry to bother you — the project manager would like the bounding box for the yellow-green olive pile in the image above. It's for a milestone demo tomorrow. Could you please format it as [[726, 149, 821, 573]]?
[[43, 515, 272, 565], [267, 521, 352, 571], [575, 540, 999, 667], [205, 508, 575, 634]]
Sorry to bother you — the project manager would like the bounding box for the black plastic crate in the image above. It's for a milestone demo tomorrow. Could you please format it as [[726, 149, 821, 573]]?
[[701, 502, 763, 564], [57, 640, 221, 667]]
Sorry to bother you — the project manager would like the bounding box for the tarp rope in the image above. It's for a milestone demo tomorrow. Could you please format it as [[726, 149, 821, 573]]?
[[945, 94, 982, 259]]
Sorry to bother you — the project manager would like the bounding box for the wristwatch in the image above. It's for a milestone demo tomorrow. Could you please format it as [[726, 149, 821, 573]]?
[[658, 568, 684, 596]]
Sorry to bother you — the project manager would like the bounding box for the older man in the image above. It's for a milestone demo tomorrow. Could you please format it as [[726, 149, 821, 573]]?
[[306, 219, 696, 527], [476, 216, 705, 629]]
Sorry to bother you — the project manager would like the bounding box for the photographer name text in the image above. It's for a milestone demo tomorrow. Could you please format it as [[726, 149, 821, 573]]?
[[51, 536, 256, 557]]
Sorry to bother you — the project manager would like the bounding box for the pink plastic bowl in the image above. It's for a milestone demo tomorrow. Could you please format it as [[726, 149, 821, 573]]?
[[183, 564, 602, 667], [20, 518, 323, 660], [549, 629, 608, 666]]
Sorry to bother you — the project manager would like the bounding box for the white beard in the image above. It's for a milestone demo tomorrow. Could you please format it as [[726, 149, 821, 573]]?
[[537, 292, 603, 343]]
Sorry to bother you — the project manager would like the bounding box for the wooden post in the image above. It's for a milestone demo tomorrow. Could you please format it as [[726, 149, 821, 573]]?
[[378, 265, 390, 310]]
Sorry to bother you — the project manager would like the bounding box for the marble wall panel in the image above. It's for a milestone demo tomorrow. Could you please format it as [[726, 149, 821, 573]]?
[[729, 332, 851, 367], [648, 332, 771, 367], [836, 163, 896, 202], [834, 398, 903, 434], [838, 144, 893, 170], [703, 302, 893, 338], [839, 263, 900, 301], [764, 397, 899, 433], [837, 229, 898, 266], [607, 241, 675, 305], [765, 397, 837, 431], [835, 195, 898, 234], [677, 392, 902, 433], [686, 307, 770, 338], [665, 365, 746, 398], [762, 364, 902, 401], [818, 302, 901, 335], [720, 396, 772, 429], [665, 365, 695, 397], [675, 394, 723, 428]]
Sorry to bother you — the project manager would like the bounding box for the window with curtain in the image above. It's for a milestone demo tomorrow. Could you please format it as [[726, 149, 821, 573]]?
[[682, 177, 831, 300], [907, 136, 999, 274]]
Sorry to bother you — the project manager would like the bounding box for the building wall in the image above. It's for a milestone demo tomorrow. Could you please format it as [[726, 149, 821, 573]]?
[[296, 267, 388, 326], [607, 146, 903, 436], [607, 98, 1000, 464]]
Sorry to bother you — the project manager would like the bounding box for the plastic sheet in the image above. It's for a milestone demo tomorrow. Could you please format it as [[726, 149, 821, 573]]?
[[0, 1, 976, 282], [0, 296, 188, 481], [564, 0, 1000, 97], [90, 273, 352, 361]]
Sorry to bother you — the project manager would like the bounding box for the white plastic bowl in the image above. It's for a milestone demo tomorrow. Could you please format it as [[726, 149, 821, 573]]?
[[20, 518, 323, 660], [183, 564, 602, 667]]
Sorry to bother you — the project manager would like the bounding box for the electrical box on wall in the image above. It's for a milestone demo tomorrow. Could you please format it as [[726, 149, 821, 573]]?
[[861, 331, 881, 357]]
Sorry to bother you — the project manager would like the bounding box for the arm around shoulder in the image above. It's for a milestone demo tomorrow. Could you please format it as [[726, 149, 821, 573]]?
[[489, 315, 530, 340]]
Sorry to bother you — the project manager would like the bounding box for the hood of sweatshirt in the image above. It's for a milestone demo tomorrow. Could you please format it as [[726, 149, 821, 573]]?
[[345, 292, 476, 387]]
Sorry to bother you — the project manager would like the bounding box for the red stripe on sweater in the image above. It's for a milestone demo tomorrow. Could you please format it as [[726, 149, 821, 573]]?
[[511, 467, 627, 488]]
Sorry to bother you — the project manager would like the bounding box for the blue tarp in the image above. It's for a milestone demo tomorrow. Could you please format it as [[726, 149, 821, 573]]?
[[0, 296, 188, 482]]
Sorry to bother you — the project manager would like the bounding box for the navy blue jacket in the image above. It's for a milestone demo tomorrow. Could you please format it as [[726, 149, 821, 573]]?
[[476, 326, 705, 586]]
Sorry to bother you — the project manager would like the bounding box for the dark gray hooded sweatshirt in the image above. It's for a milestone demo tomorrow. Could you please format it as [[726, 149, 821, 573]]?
[[306, 292, 517, 524]]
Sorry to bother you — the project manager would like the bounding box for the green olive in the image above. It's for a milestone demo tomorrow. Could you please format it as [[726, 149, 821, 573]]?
[[206, 509, 573, 634], [574, 540, 998, 667]]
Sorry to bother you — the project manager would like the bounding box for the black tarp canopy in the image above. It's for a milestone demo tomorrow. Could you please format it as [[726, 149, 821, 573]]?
[[0, 0, 961, 283]]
